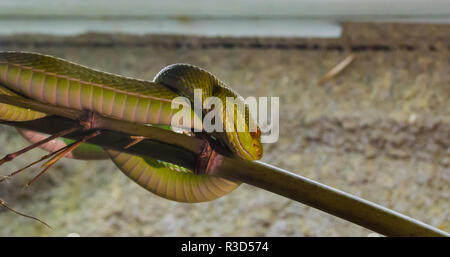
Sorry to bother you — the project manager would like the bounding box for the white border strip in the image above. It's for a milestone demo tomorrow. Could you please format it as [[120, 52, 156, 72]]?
[[0, 18, 342, 38], [0, 0, 448, 37], [1, 0, 449, 18]]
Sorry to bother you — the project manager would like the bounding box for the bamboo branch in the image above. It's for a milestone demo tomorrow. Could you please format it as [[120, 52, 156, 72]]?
[[0, 94, 448, 237]]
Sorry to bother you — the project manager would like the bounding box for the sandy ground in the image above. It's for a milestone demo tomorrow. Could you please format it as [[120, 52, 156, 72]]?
[[0, 23, 448, 236]]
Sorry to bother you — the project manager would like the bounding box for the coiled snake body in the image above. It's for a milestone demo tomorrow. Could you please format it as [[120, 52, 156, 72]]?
[[0, 52, 263, 202]]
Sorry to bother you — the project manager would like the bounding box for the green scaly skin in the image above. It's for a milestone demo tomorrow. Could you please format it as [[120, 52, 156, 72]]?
[[0, 51, 263, 202]]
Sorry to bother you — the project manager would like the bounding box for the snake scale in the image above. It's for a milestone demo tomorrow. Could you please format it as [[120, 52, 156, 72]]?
[[0, 51, 263, 202]]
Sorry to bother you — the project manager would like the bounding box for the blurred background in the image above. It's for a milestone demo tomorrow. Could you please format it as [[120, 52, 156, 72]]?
[[0, 0, 448, 236]]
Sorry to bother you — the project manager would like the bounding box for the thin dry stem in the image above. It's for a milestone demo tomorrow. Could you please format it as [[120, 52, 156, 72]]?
[[319, 54, 355, 85], [26, 130, 101, 187], [0, 198, 52, 230], [124, 136, 147, 149], [0, 127, 80, 166], [0, 146, 67, 183]]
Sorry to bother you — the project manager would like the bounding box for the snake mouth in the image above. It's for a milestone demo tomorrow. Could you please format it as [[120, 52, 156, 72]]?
[[251, 143, 263, 160]]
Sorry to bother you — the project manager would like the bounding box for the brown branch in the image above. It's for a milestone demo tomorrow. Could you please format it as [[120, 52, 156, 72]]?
[[0, 94, 448, 237]]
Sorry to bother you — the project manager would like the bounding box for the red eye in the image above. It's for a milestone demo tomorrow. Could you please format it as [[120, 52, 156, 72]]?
[[250, 128, 261, 138]]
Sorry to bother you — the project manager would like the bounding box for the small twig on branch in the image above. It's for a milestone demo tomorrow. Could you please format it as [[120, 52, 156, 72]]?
[[0, 127, 80, 166], [26, 130, 101, 187], [0, 130, 101, 186], [0, 144, 67, 183], [0, 198, 52, 230]]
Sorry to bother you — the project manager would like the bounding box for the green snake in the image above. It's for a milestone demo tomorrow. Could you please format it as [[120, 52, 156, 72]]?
[[0, 51, 263, 203]]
